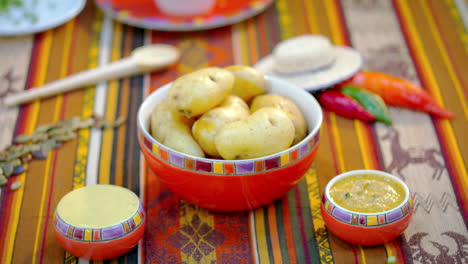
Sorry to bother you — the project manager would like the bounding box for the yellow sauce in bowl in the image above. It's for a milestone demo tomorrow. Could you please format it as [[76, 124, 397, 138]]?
[[329, 174, 406, 213], [56, 185, 140, 228]]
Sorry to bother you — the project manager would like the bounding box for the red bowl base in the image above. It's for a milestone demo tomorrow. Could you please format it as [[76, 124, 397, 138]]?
[[54, 221, 145, 260], [321, 206, 412, 246], [140, 139, 319, 211]]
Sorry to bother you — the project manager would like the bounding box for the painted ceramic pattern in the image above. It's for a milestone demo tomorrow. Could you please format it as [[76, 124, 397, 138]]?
[[139, 128, 320, 175], [54, 205, 145, 242], [95, 0, 274, 31], [321, 195, 413, 227]]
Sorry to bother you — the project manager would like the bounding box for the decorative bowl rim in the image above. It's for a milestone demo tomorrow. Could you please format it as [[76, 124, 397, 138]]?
[[137, 75, 323, 164], [324, 169, 411, 216], [54, 185, 145, 242]]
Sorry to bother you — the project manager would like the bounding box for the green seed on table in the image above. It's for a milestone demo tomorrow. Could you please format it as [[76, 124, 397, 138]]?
[[27, 144, 41, 152], [52, 132, 76, 142], [35, 124, 52, 133], [69, 116, 81, 128], [0, 113, 126, 188], [101, 121, 111, 129], [32, 132, 48, 142], [1, 162, 14, 177], [0, 175, 7, 186], [92, 119, 107, 129], [113, 116, 126, 127], [76, 118, 94, 129], [14, 134, 32, 144], [41, 139, 57, 152], [0, 152, 7, 161], [10, 159, 21, 168], [6, 146, 29, 161], [47, 127, 69, 136], [10, 181, 22, 191]]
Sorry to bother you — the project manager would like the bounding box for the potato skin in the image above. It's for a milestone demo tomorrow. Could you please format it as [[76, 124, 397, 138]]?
[[192, 95, 250, 157], [167, 67, 234, 118], [251, 94, 307, 145], [150, 99, 205, 157], [215, 107, 295, 160], [225, 65, 267, 102]]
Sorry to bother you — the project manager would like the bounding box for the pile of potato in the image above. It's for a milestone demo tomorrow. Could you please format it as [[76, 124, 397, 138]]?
[[150, 66, 308, 160]]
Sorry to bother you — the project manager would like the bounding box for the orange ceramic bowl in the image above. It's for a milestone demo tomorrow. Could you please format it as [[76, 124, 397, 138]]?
[[321, 170, 413, 245], [138, 76, 323, 211], [54, 185, 146, 260]]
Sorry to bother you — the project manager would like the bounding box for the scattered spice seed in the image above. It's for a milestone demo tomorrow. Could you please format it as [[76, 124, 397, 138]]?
[[0, 114, 126, 188], [113, 116, 126, 127], [1, 162, 14, 177], [12, 165, 25, 175], [10, 181, 22, 191], [21, 154, 32, 163], [32, 150, 47, 160], [0, 175, 7, 186], [14, 134, 32, 144], [53, 132, 76, 142], [0, 152, 7, 161], [41, 139, 57, 152]]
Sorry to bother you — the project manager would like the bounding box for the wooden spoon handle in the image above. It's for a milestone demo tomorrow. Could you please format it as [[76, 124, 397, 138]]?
[[3, 44, 180, 107], [3, 57, 141, 108]]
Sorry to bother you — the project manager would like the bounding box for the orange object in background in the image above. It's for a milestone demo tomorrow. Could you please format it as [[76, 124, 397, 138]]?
[[110, 0, 256, 18], [338, 71, 454, 118]]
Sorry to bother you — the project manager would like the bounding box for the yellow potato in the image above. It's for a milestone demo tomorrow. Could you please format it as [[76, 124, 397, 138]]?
[[167, 67, 234, 118], [251, 94, 307, 145], [150, 99, 205, 157], [215, 107, 295, 160], [192, 95, 250, 157], [225, 65, 267, 102]]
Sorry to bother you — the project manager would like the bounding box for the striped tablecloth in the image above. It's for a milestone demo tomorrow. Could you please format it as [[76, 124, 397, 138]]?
[[0, 0, 467, 263]]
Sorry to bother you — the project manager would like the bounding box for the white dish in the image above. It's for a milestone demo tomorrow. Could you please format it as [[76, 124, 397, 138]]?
[[254, 46, 363, 92], [0, 0, 86, 36]]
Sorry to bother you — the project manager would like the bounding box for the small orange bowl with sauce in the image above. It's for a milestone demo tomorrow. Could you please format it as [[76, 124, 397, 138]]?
[[321, 170, 413, 245], [54, 185, 146, 260]]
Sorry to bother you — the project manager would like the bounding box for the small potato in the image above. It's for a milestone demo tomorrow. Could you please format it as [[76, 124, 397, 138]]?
[[225, 65, 267, 102], [167, 67, 234, 118], [150, 99, 205, 157], [215, 107, 295, 160], [251, 94, 307, 145], [192, 95, 250, 157]]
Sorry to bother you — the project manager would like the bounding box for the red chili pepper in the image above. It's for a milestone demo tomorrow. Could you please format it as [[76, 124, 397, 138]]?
[[318, 90, 376, 122], [337, 72, 454, 118]]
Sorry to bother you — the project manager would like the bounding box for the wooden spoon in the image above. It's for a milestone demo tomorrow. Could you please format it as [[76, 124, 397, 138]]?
[[4, 44, 180, 107]]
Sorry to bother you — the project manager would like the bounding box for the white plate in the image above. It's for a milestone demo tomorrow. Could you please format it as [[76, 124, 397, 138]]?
[[0, 0, 86, 36], [254, 46, 363, 92]]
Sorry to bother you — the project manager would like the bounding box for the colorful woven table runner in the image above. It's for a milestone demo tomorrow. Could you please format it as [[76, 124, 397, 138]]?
[[0, 0, 466, 263]]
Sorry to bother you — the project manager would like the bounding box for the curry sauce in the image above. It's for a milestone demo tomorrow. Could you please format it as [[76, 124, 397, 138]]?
[[329, 174, 406, 213]]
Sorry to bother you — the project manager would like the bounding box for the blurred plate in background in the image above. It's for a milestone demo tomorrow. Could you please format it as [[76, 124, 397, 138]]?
[[95, 0, 274, 31], [0, 0, 86, 36]]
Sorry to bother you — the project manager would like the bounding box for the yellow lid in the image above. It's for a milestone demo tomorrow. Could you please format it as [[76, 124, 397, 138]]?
[[56, 184, 140, 229]]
